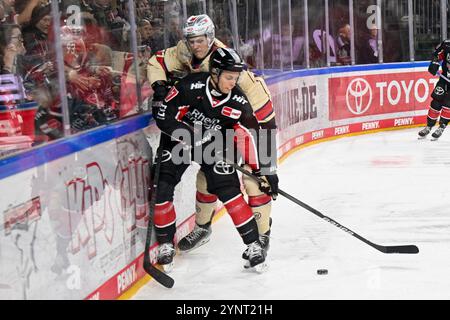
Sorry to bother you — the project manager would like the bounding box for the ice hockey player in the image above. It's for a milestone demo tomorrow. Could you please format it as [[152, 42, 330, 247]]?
[[152, 47, 278, 273], [419, 39, 450, 140], [147, 14, 277, 263]]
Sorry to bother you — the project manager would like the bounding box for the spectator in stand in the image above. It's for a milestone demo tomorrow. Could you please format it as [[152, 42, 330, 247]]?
[[90, 0, 128, 51], [14, 0, 47, 26], [0, 23, 25, 74], [336, 23, 351, 65], [166, 14, 182, 47], [356, 25, 378, 64], [0, 24, 27, 142], [22, 4, 51, 67], [137, 18, 164, 54]]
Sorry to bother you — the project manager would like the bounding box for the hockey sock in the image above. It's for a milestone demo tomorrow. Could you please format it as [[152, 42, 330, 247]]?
[[224, 195, 259, 244], [154, 201, 176, 244]]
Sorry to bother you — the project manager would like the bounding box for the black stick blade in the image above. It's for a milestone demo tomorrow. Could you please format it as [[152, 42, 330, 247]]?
[[377, 245, 419, 254], [143, 263, 175, 288]]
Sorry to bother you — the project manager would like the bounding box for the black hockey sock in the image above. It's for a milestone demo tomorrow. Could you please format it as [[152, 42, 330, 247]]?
[[155, 222, 176, 244], [237, 218, 259, 245], [427, 117, 438, 127]]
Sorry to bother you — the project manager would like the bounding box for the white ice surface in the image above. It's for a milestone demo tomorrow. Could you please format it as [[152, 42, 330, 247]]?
[[133, 128, 450, 300]]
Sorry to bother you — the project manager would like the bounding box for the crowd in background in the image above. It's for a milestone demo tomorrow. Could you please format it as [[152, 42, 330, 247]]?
[[0, 0, 185, 158], [0, 0, 445, 158]]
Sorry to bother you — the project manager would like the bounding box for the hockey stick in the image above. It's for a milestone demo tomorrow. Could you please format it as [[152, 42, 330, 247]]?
[[143, 141, 175, 288], [227, 163, 419, 254], [158, 122, 418, 254], [438, 72, 450, 83]]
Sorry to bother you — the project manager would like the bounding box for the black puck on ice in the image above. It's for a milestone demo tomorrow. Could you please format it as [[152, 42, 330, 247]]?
[[317, 269, 328, 275]]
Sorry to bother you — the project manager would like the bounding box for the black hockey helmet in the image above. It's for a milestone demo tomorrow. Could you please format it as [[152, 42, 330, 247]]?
[[209, 47, 245, 77]]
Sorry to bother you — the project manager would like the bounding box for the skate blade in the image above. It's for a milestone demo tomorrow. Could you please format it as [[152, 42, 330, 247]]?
[[178, 237, 211, 253], [418, 136, 428, 140], [431, 137, 440, 141], [162, 262, 174, 273], [243, 259, 250, 269]]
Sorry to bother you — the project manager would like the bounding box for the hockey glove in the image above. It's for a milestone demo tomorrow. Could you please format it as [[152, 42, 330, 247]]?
[[152, 81, 169, 102], [428, 58, 440, 76], [254, 169, 279, 200], [151, 81, 169, 114]]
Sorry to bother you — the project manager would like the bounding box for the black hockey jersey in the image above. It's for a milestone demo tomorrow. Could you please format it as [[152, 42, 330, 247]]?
[[432, 39, 450, 77], [154, 72, 274, 171]]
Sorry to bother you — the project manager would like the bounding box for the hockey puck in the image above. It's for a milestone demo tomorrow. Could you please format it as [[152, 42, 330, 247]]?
[[317, 269, 328, 275]]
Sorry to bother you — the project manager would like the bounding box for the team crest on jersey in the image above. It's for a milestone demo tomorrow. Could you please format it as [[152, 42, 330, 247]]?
[[165, 86, 179, 102], [221, 106, 242, 119]]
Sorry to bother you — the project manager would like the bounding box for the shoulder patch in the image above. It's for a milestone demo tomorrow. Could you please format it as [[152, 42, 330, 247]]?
[[165, 86, 179, 102]]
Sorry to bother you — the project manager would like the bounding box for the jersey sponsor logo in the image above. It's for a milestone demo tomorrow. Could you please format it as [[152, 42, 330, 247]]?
[[161, 150, 172, 163], [185, 109, 222, 130], [435, 86, 444, 95], [191, 82, 206, 90], [221, 106, 241, 119], [165, 86, 179, 102], [232, 95, 248, 104], [213, 161, 236, 175]]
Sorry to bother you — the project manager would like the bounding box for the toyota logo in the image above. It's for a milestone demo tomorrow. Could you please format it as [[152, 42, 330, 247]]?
[[161, 150, 172, 163], [346, 78, 372, 115], [435, 86, 445, 96], [213, 161, 235, 175]]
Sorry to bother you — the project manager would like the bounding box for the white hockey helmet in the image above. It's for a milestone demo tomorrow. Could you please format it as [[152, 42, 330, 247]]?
[[183, 14, 215, 48]]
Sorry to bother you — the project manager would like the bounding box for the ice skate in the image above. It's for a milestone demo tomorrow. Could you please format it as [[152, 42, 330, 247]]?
[[418, 126, 432, 139], [245, 240, 268, 273], [177, 224, 211, 252], [157, 242, 176, 273], [431, 124, 447, 140], [243, 233, 270, 269]]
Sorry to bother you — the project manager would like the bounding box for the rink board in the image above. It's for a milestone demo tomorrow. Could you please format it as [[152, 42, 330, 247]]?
[[268, 62, 433, 158], [0, 62, 437, 299]]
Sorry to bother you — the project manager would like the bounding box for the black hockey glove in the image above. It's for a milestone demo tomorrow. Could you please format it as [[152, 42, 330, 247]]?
[[254, 169, 279, 200], [152, 81, 169, 101], [151, 80, 169, 114], [428, 58, 440, 76]]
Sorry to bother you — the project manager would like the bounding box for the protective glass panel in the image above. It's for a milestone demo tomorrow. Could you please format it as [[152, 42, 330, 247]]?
[[291, 1, 306, 68], [0, 1, 61, 158], [414, 0, 441, 61], [329, 0, 351, 65], [259, 0, 281, 71], [236, 0, 261, 69], [381, 0, 410, 62], [354, 0, 379, 64], [308, 0, 326, 68], [280, 0, 293, 70], [206, 0, 236, 49]]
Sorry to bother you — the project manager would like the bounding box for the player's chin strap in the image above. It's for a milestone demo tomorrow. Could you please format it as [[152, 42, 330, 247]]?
[[157, 124, 419, 255]]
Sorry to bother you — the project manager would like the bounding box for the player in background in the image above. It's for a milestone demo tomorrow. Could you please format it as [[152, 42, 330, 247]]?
[[419, 40, 450, 140], [147, 14, 277, 263], [152, 48, 277, 272]]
